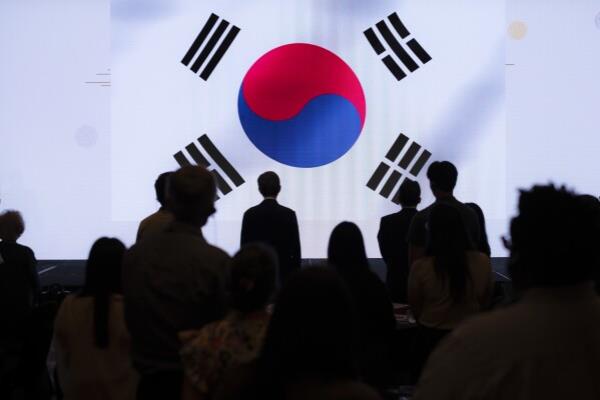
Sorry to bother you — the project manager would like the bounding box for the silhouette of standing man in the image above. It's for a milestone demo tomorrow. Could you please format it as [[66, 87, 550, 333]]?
[[241, 172, 301, 286]]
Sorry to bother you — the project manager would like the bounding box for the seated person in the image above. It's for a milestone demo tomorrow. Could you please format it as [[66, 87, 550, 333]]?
[[180, 244, 276, 400], [54, 238, 138, 400], [408, 204, 493, 380]]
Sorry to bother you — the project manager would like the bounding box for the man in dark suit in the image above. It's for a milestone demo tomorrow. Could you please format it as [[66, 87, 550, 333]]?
[[241, 171, 301, 286], [378, 180, 421, 303]]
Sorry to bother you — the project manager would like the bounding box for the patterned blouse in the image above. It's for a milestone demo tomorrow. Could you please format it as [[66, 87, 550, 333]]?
[[180, 311, 270, 398]]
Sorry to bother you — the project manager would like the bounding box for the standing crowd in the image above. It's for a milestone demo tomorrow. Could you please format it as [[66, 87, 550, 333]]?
[[1, 160, 599, 400]]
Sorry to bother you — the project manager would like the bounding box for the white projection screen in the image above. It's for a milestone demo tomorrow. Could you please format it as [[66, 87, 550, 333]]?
[[1, 0, 599, 260]]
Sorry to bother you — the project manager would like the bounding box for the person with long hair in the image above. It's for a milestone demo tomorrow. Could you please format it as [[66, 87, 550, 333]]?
[[328, 222, 395, 391], [408, 204, 493, 381], [54, 238, 138, 400], [215, 267, 381, 400]]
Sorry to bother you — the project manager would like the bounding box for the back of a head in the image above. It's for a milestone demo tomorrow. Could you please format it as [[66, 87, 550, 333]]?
[[155, 171, 173, 208], [398, 179, 421, 207], [509, 184, 600, 289], [0, 210, 25, 242], [328, 222, 369, 275], [83, 237, 126, 348], [258, 171, 281, 198], [426, 161, 458, 193], [260, 267, 357, 382], [168, 166, 216, 226], [84, 237, 126, 295], [230, 244, 277, 313]]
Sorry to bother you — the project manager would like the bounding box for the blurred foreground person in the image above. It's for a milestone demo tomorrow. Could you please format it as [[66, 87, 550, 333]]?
[[414, 185, 600, 400]]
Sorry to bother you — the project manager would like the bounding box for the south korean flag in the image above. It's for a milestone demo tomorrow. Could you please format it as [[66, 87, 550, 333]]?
[[111, 0, 506, 257]]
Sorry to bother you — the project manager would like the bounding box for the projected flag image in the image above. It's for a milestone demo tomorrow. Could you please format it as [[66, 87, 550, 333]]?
[[111, 0, 506, 257], [366, 133, 432, 204], [238, 43, 366, 168], [364, 12, 432, 81], [174, 135, 245, 198], [181, 13, 241, 81]]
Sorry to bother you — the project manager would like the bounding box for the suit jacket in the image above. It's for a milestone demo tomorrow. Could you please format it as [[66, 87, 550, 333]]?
[[377, 207, 418, 303], [240, 199, 301, 285]]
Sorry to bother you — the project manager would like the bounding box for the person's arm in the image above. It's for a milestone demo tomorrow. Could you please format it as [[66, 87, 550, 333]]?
[[27, 248, 40, 306], [377, 219, 390, 262], [407, 261, 424, 319], [289, 211, 301, 271], [479, 255, 494, 308], [240, 213, 251, 247]]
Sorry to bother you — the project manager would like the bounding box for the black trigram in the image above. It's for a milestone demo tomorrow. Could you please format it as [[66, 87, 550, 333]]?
[[174, 135, 245, 198], [181, 13, 240, 81], [366, 133, 432, 204], [364, 12, 432, 81]]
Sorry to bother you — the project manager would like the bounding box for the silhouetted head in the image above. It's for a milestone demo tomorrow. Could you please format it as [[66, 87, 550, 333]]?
[[83, 237, 126, 296], [168, 166, 216, 227], [258, 171, 281, 198], [328, 221, 369, 275], [466, 202, 491, 257], [259, 267, 357, 382], [230, 244, 277, 313], [0, 210, 25, 242], [155, 171, 173, 208], [508, 185, 600, 289], [81, 237, 126, 348], [398, 179, 421, 208], [427, 161, 458, 198], [426, 204, 472, 303]]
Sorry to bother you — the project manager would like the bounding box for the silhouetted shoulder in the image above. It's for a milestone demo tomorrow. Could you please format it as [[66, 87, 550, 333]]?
[[278, 203, 296, 215], [244, 204, 262, 215], [204, 243, 230, 262]]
